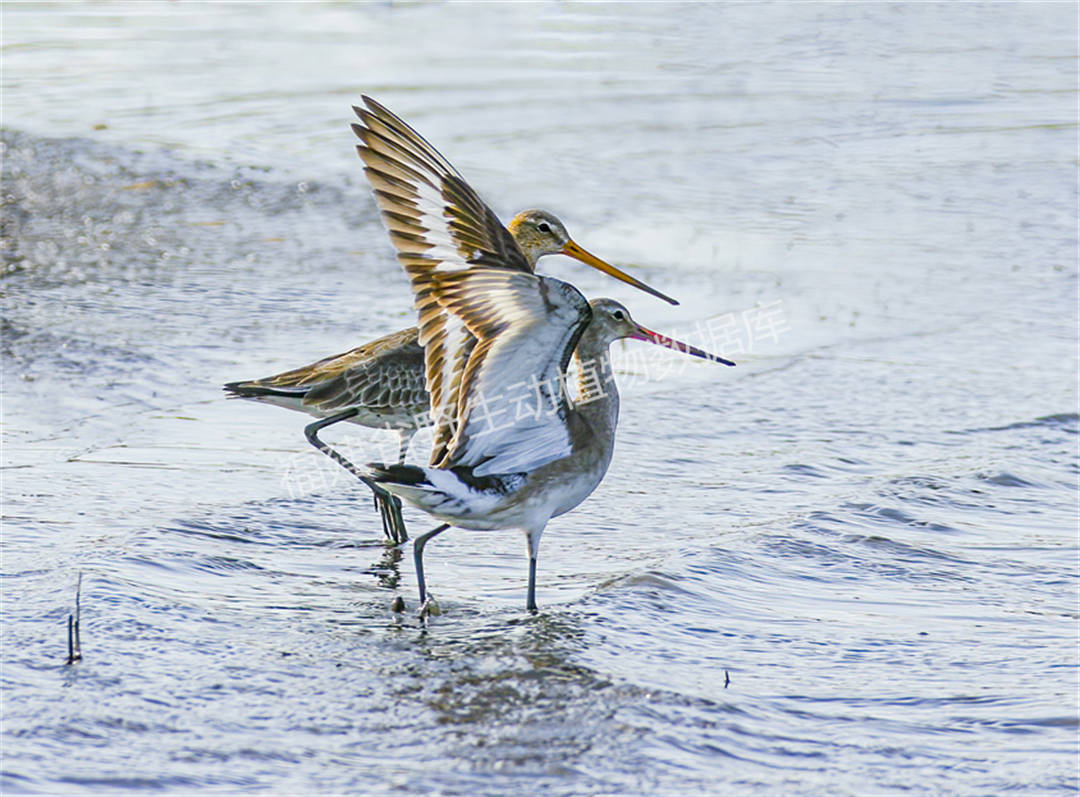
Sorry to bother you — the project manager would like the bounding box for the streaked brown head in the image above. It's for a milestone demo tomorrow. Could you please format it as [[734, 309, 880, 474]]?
[[508, 210, 679, 306]]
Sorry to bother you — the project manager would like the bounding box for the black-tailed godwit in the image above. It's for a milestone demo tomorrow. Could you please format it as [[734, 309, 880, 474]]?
[[226, 98, 680, 544]]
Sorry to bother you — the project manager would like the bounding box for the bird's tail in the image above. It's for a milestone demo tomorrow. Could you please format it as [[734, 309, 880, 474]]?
[[367, 462, 430, 486], [366, 461, 453, 513], [223, 380, 306, 399], [366, 462, 511, 520]]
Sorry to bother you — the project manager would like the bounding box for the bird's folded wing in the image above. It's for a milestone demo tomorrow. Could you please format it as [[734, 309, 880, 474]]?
[[302, 337, 428, 413], [352, 96, 531, 464], [241, 327, 418, 390], [428, 270, 592, 477]]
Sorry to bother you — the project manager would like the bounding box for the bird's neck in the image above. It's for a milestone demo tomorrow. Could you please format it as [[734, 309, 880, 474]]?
[[571, 329, 620, 439], [519, 245, 543, 271]]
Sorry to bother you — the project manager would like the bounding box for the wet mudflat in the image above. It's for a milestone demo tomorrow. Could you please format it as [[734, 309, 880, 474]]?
[[2, 3, 1077, 794]]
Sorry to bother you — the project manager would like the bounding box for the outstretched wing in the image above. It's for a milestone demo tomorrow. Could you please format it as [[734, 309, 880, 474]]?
[[428, 270, 591, 477], [353, 96, 529, 274], [352, 96, 531, 465]]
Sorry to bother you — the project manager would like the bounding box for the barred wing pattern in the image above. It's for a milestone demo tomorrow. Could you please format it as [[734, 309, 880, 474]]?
[[352, 96, 531, 467], [238, 327, 427, 414], [428, 270, 592, 478], [300, 336, 427, 416]]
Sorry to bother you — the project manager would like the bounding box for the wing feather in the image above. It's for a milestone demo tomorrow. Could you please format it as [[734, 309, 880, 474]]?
[[236, 327, 428, 416], [352, 96, 532, 464], [302, 343, 427, 415], [427, 271, 591, 476]]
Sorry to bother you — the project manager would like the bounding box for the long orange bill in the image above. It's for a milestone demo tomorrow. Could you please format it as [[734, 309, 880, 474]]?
[[630, 323, 736, 366], [561, 240, 679, 306]]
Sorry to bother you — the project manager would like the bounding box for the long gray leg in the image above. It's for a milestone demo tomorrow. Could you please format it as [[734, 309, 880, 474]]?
[[525, 528, 542, 613], [304, 410, 408, 544], [375, 424, 415, 544], [376, 427, 416, 543], [413, 523, 450, 606], [526, 556, 538, 613]]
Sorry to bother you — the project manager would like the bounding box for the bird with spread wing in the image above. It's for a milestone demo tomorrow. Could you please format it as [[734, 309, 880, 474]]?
[[348, 97, 736, 614], [225, 98, 678, 545]]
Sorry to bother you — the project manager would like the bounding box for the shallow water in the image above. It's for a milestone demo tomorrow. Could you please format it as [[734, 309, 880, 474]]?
[[3, 3, 1078, 794]]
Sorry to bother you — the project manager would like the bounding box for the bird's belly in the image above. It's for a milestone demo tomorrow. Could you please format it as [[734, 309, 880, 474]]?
[[346, 404, 427, 431], [413, 475, 557, 533], [510, 453, 609, 522], [549, 466, 606, 519], [428, 488, 544, 532], [236, 389, 425, 431], [394, 447, 611, 533]]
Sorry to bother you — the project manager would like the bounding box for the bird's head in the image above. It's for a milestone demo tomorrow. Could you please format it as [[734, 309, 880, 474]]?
[[587, 298, 736, 366], [508, 210, 678, 305]]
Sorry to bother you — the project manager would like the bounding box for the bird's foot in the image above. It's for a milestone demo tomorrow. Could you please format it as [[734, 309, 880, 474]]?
[[376, 492, 408, 545], [418, 595, 441, 620]]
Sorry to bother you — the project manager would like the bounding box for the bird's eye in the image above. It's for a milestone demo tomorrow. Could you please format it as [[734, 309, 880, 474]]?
[[537, 222, 551, 233], [612, 310, 626, 321]]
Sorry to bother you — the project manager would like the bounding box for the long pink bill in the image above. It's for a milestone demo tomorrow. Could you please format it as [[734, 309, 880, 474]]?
[[630, 324, 736, 366]]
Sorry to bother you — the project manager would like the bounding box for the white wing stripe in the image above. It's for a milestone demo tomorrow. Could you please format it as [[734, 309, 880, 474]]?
[[353, 97, 536, 466], [426, 272, 590, 476]]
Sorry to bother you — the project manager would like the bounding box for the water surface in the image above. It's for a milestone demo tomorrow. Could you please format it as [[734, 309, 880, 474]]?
[[3, 3, 1077, 794]]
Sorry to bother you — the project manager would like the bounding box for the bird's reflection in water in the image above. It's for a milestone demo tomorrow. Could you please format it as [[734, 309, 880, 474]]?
[[409, 611, 611, 734], [362, 543, 403, 590]]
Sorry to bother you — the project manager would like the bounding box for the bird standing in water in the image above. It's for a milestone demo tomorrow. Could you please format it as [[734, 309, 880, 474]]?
[[347, 97, 734, 614], [366, 272, 734, 614], [225, 99, 678, 545]]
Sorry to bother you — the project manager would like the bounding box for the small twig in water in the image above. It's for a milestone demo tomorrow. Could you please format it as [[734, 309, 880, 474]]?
[[724, 669, 730, 688], [65, 572, 83, 665]]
